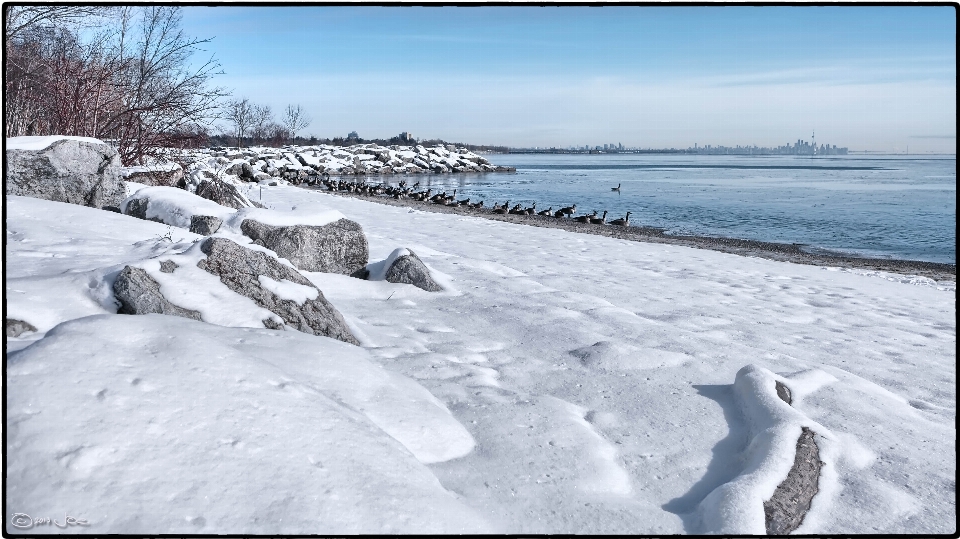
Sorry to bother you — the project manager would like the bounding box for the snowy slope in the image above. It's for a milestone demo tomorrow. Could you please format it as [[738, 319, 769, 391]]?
[[4, 185, 955, 534]]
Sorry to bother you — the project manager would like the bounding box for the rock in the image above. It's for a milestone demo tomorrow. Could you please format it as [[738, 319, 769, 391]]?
[[123, 197, 154, 221], [113, 266, 203, 321], [189, 215, 223, 235], [240, 218, 369, 275], [119, 163, 184, 187], [763, 427, 822, 535], [159, 260, 178, 273], [197, 237, 359, 345], [194, 180, 255, 209], [775, 380, 792, 405], [5, 137, 125, 209], [5, 318, 38, 337], [384, 249, 444, 292]]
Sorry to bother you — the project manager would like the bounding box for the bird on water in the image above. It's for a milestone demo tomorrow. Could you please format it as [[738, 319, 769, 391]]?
[[611, 183, 621, 192]]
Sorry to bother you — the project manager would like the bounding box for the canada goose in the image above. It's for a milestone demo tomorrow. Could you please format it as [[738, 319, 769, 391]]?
[[508, 203, 525, 215], [574, 210, 598, 223], [523, 202, 537, 215], [469, 200, 484, 210], [559, 204, 577, 216], [537, 206, 553, 216], [610, 212, 631, 226], [492, 201, 509, 214], [589, 210, 608, 225], [611, 183, 621, 192], [457, 197, 471, 205]]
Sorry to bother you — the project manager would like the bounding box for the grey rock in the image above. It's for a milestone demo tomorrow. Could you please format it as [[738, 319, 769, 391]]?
[[189, 215, 223, 235], [197, 237, 359, 345], [5, 138, 125, 208], [240, 218, 369, 275], [384, 250, 444, 292], [159, 260, 178, 273], [5, 318, 38, 337], [775, 380, 792, 405], [113, 266, 203, 321], [195, 180, 254, 209], [120, 164, 183, 187], [122, 197, 159, 222], [763, 427, 822, 535]]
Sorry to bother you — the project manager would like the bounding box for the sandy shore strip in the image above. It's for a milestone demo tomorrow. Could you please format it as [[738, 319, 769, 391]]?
[[301, 185, 956, 283]]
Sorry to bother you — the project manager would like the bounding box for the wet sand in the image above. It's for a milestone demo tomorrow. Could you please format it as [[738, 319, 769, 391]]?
[[305, 187, 957, 283]]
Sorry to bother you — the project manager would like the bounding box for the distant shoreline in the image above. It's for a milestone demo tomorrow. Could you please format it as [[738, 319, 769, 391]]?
[[302, 185, 956, 283]]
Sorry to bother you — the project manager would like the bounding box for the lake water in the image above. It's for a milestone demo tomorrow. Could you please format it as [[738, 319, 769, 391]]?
[[393, 153, 955, 264]]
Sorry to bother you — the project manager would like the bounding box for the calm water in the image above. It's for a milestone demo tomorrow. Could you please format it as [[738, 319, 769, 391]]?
[[381, 154, 957, 264]]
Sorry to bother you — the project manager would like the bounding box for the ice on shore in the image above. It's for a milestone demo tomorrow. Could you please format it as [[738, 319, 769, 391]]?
[[4, 186, 955, 534]]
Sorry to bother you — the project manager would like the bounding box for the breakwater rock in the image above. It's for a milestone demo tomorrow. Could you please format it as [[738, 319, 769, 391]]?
[[180, 143, 515, 188]]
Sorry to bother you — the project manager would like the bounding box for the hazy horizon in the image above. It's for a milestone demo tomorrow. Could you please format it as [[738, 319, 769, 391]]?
[[180, 6, 956, 153]]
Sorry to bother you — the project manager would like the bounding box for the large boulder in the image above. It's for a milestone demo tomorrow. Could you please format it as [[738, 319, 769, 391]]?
[[240, 218, 369, 275], [113, 266, 203, 321], [198, 237, 359, 345], [5, 136, 125, 208]]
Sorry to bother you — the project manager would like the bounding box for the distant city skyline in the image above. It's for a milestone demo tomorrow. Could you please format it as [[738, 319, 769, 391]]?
[[180, 6, 956, 153]]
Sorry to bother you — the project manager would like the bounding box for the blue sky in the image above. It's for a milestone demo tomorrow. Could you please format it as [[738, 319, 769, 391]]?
[[180, 6, 956, 152]]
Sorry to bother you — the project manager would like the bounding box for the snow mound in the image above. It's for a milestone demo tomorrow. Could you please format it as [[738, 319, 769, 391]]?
[[694, 365, 841, 534], [6, 314, 487, 534]]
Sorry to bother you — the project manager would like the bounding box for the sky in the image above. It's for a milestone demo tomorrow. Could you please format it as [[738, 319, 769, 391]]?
[[178, 6, 956, 152]]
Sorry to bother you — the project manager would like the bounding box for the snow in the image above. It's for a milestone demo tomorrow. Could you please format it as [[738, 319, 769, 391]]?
[[6, 135, 107, 151], [257, 275, 319, 305], [6, 315, 490, 534], [4, 186, 955, 534]]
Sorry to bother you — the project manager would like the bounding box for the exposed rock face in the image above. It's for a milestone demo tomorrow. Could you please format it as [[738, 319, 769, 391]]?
[[195, 179, 254, 209], [763, 427, 822, 535], [197, 237, 359, 345], [113, 266, 203, 321], [240, 218, 369, 275], [5, 138, 125, 208], [5, 318, 38, 338], [384, 250, 444, 292], [189, 215, 223, 235]]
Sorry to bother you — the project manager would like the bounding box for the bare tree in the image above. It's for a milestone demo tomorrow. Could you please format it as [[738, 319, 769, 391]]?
[[282, 104, 311, 144], [225, 98, 253, 149], [4, 5, 228, 164], [250, 104, 273, 145]]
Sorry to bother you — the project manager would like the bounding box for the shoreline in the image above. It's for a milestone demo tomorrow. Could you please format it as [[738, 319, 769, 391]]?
[[302, 185, 957, 283]]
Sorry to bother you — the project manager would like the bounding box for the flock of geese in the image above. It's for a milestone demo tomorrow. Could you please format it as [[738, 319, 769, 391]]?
[[316, 176, 632, 227]]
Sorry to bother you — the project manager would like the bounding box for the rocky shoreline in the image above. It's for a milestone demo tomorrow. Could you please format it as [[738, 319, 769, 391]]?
[[305, 186, 957, 284]]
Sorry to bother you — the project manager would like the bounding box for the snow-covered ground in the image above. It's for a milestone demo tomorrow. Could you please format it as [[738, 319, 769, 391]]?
[[4, 182, 955, 534]]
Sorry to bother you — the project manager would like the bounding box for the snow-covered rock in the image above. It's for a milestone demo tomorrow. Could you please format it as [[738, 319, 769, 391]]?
[[5, 136, 125, 209], [121, 186, 236, 231], [361, 248, 443, 292], [240, 218, 369, 276], [197, 237, 360, 344], [113, 265, 204, 321], [119, 162, 183, 187], [194, 179, 256, 209]]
